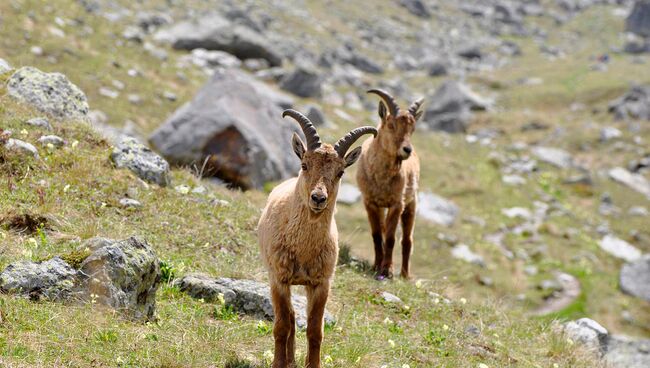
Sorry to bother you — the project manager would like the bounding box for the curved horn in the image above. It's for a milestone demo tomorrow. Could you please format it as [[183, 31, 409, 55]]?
[[334, 126, 378, 157], [367, 89, 399, 118], [282, 109, 321, 151], [408, 97, 424, 116]]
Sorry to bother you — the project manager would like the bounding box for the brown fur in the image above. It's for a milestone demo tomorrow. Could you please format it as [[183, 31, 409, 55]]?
[[259, 141, 363, 367], [356, 103, 422, 279]]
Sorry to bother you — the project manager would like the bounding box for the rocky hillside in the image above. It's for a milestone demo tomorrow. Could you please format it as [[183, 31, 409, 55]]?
[[1, 0, 650, 367]]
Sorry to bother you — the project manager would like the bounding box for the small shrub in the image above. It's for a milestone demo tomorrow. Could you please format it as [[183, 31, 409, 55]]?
[[213, 304, 238, 321], [159, 260, 177, 283], [59, 248, 91, 269], [256, 320, 272, 336], [95, 329, 118, 343]]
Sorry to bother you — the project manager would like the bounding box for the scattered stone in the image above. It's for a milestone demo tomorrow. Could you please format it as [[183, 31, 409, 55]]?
[[606, 335, 650, 368], [25, 117, 52, 130], [0, 257, 76, 301], [450, 244, 485, 266], [421, 81, 491, 133], [417, 192, 459, 227], [173, 274, 335, 328], [118, 198, 142, 209], [400, 0, 430, 18], [162, 91, 177, 102], [629, 206, 649, 216], [76, 237, 161, 321], [533, 272, 581, 316], [99, 87, 119, 99], [531, 146, 573, 169], [608, 86, 650, 121], [187, 48, 243, 69], [305, 104, 329, 127], [501, 207, 532, 219], [0, 58, 11, 73], [620, 254, 650, 301], [599, 235, 642, 263], [149, 68, 299, 190], [524, 265, 539, 276], [502, 174, 526, 186], [37, 135, 64, 147], [279, 66, 322, 98], [608, 167, 650, 199], [601, 127, 623, 142], [4, 138, 39, 158], [7, 67, 89, 120], [380, 291, 403, 304], [110, 137, 171, 187], [626, 1, 650, 38], [337, 183, 362, 205], [477, 275, 493, 287], [563, 318, 609, 354]]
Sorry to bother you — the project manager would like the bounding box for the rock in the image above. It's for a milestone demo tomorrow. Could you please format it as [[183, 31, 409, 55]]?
[[608, 167, 650, 199], [457, 45, 484, 60], [279, 66, 322, 98], [451, 244, 485, 266], [417, 192, 459, 227], [337, 183, 362, 205], [76, 237, 161, 321], [149, 68, 299, 190], [533, 272, 581, 316], [606, 335, 650, 368], [421, 81, 491, 133], [323, 45, 384, 74], [629, 206, 649, 216], [187, 48, 243, 69], [110, 137, 171, 187], [25, 117, 52, 130], [0, 57, 11, 73], [620, 254, 650, 301], [599, 235, 642, 263], [37, 135, 64, 147], [563, 318, 609, 354], [305, 105, 329, 127], [427, 61, 448, 77], [4, 138, 39, 158], [99, 87, 119, 99], [0, 257, 76, 301], [173, 274, 335, 328], [502, 174, 526, 186], [501, 207, 532, 219], [626, 1, 650, 37], [608, 86, 650, 120], [154, 13, 282, 66], [7, 67, 89, 120], [531, 146, 573, 169], [380, 291, 402, 303], [601, 127, 623, 142], [400, 0, 431, 18], [118, 198, 142, 209]]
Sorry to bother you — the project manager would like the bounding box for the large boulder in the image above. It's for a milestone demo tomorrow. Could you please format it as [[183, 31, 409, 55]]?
[[110, 137, 171, 187], [421, 81, 491, 133], [620, 254, 650, 301], [174, 274, 335, 328], [608, 85, 650, 120], [626, 1, 650, 38], [76, 237, 161, 321], [154, 13, 282, 66], [149, 69, 300, 190], [0, 257, 76, 301], [7, 67, 89, 121], [606, 335, 650, 368]]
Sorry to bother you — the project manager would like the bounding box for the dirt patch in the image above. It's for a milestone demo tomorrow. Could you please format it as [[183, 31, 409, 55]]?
[[1, 212, 50, 234]]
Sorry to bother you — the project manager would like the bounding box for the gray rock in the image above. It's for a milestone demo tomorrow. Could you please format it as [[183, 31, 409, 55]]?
[[4, 138, 39, 158], [149, 68, 299, 190], [279, 66, 322, 98], [609, 167, 650, 199], [451, 244, 485, 266], [501, 207, 532, 220], [173, 274, 335, 328], [76, 237, 161, 321], [118, 198, 142, 209], [188, 48, 243, 69], [599, 235, 642, 263], [110, 137, 171, 187], [0, 57, 11, 73], [608, 85, 650, 121], [417, 192, 459, 227], [7, 67, 89, 120], [563, 318, 609, 354], [626, 1, 650, 37], [337, 183, 362, 205], [421, 81, 491, 133], [629, 206, 649, 216], [38, 135, 65, 147], [606, 335, 650, 368], [380, 291, 403, 303], [601, 127, 623, 142], [400, 0, 431, 18], [0, 257, 76, 301], [620, 254, 650, 301], [25, 117, 52, 130], [533, 272, 581, 316], [154, 13, 282, 66], [531, 146, 573, 169], [305, 105, 328, 127]]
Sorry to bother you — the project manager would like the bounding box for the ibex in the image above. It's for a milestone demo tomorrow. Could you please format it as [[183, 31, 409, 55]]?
[[258, 109, 377, 368], [356, 89, 424, 279]]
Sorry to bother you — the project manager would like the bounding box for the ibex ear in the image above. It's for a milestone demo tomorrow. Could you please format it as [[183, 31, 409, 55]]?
[[378, 101, 387, 121], [414, 110, 424, 122], [292, 132, 306, 160], [344, 146, 362, 168]]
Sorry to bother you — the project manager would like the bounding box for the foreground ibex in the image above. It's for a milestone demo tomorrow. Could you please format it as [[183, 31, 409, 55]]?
[[258, 109, 377, 368], [357, 89, 424, 279]]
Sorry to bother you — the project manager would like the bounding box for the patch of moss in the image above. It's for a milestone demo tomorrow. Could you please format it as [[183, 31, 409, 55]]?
[[58, 248, 91, 269]]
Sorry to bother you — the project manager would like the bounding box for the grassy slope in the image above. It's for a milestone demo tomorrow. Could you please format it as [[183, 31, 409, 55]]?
[[0, 0, 648, 367]]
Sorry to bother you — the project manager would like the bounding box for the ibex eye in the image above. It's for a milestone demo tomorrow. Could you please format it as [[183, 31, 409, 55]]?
[[301, 163, 308, 171]]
